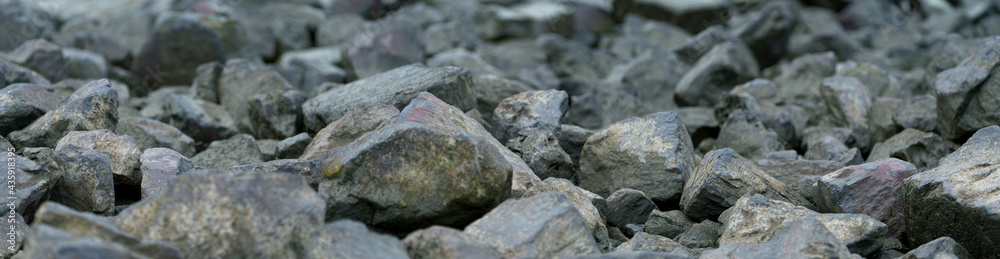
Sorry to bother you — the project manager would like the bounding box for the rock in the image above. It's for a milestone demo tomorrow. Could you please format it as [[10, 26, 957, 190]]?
[[190, 134, 263, 169], [477, 1, 573, 40], [768, 52, 837, 116], [754, 158, 843, 205], [342, 18, 424, 80], [645, 210, 696, 239], [217, 59, 299, 137], [299, 102, 399, 160], [835, 61, 908, 99], [226, 159, 323, 190], [115, 170, 324, 258], [302, 64, 475, 132], [681, 148, 811, 220], [492, 90, 570, 144], [701, 219, 859, 259], [674, 40, 760, 107], [476, 39, 556, 89], [0, 83, 60, 136], [139, 148, 195, 199], [612, 0, 733, 33], [580, 112, 695, 204], [1, 150, 61, 223], [675, 220, 722, 249], [5, 39, 65, 82], [674, 107, 719, 148], [276, 47, 347, 96], [315, 14, 366, 46], [131, 12, 234, 89], [62, 48, 108, 79], [719, 194, 888, 257], [23, 201, 182, 258], [0, 57, 51, 87], [894, 95, 937, 132], [622, 224, 645, 238], [189, 61, 222, 103], [613, 15, 692, 59], [404, 226, 503, 259], [813, 158, 916, 239], [868, 129, 958, 172], [540, 34, 619, 80], [152, 94, 238, 147], [474, 74, 532, 125], [115, 117, 197, 157], [0, 1, 55, 51], [935, 37, 1000, 139], [900, 236, 973, 259], [565, 251, 694, 259], [713, 110, 785, 160], [465, 191, 600, 258], [560, 79, 650, 130], [559, 124, 594, 170], [605, 189, 658, 229], [506, 129, 576, 182], [903, 125, 1000, 258], [0, 211, 29, 258], [837, 0, 904, 30], [606, 48, 689, 112], [248, 88, 306, 139], [820, 76, 874, 150], [320, 120, 511, 233], [276, 133, 311, 160], [615, 232, 683, 253], [424, 22, 481, 56], [728, 0, 798, 68], [427, 49, 503, 79], [304, 220, 409, 259], [55, 130, 142, 186], [50, 145, 115, 215], [804, 135, 864, 166], [8, 79, 118, 148], [525, 178, 613, 252]]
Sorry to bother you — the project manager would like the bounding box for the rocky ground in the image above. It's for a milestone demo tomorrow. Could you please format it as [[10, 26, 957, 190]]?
[[1, 0, 999, 258]]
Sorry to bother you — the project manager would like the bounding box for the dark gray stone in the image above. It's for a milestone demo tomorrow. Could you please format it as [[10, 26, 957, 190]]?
[[299, 102, 399, 160], [115, 117, 197, 157], [935, 37, 1000, 139], [190, 134, 263, 169], [615, 232, 683, 253], [612, 0, 733, 33], [0, 83, 61, 136], [893, 95, 937, 132], [524, 178, 613, 252], [492, 90, 570, 144], [868, 128, 958, 172], [565, 251, 693, 259], [464, 191, 600, 258], [424, 22, 481, 56], [477, 2, 573, 40], [131, 12, 238, 88], [675, 220, 722, 249], [217, 59, 298, 136], [674, 40, 760, 107], [1, 150, 61, 223], [605, 48, 689, 112], [8, 79, 118, 148], [474, 74, 532, 126], [820, 76, 874, 150], [606, 189, 658, 229], [22, 202, 182, 259], [304, 220, 409, 259], [900, 237, 973, 259], [701, 219, 858, 258], [714, 110, 785, 160], [754, 158, 844, 205], [152, 94, 239, 148], [341, 18, 424, 80], [645, 210, 696, 239], [51, 145, 115, 215], [5, 39, 65, 83], [559, 124, 594, 171], [729, 0, 798, 68], [55, 129, 142, 186], [804, 135, 863, 166], [403, 226, 503, 259], [62, 48, 107, 79], [506, 129, 576, 182], [276, 133, 311, 160], [248, 88, 305, 139], [225, 159, 322, 191]]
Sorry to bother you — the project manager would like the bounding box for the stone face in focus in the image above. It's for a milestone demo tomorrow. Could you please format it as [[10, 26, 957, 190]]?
[[492, 90, 570, 144], [701, 219, 858, 259], [904, 125, 1000, 258], [580, 112, 696, 203], [51, 145, 115, 215], [813, 158, 916, 239], [464, 191, 600, 258], [8, 79, 119, 148], [55, 129, 142, 186], [304, 220, 409, 259], [139, 148, 195, 199], [645, 210, 696, 239], [190, 134, 263, 169], [606, 189, 658, 229]]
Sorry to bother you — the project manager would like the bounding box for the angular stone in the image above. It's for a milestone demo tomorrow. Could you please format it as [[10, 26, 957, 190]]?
[[63, 48, 108, 79], [315, 14, 365, 47], [131, 12, 232, 89], [754, 158, 844, 204], [935, 37, 1000, 140], [492, 90, 570, 144], [23, 202, 182, 259], [139, 148, 195, 199], [559, 124, 594, 170], [426, 50, 503, 81], [474, 74, 532, 125], [900, 236, 973, 259], [674, 107, 719, 148], [560, 79, 650, 130], [606, 189, 658, 229], [894, 95, 937, 132], [0, 57, 51, 87], [190, 134, 263, 169], [719, 194, 888, 257], [51, 145, 115, 215], [424, 22, 481, 56], [820, 76, 874, 149], [835, 61, 908, 99], [580, 112, 695, 203], [217, 59, 298, 136], [477, 1, 573, 40], [525, 178, 613, 252], [682, 148, 811, 220], [0, 83, 61, 136], [615, 232, 683, 253], [300, 102, 399, 160], [115, 170, 325, 258], [6, 39, 65, 82], [0, 211, 29, 258], [674, 40, 760, 107], [303, 64, 475, 132], [8, 79, 118, 148], [675, 220, 722, 249], [226, 159, 322, 191], [701, 219, 859, 259], [152, 94, 238, 147], [465, 191, 600, 258], [276, 133, 311, 160], [728, 0, 798, 68], [814, 158, 916, 239], [1, 150, 61, 223], [404, 226, 503, 259], [769, 51, 837, 114], [304, 220, 409, 259], [714, 111, 785, 160], [868, 129, 958, 172], [115, 117, 197, 157], [605, 48, 689, 112], [55, 130, 142, 186], [320, 121, 511, 232], [248, 88, 305, 139], [342, 18, 424, 80], [612, 0, 733, 33], [903, 125, 1000, 258], [645, 210, 696, 239], [506, 129, 576, 182], [804, 135, 864, 166], [277, 47, 346, 96], [0, 1, 55, 51], [541, 34, 619, 80], [564, 251, 694, 259]]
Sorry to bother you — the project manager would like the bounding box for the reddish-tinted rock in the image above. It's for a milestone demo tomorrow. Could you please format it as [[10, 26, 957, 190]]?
[[813, 158, 916, 238]]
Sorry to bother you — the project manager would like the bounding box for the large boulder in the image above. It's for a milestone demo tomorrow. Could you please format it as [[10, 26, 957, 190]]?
[[115, 170, 325, 258], [464, 191, 601, 258], [302, 64, 475, 132], [935, 37, 1000, 140], [813, 158, 916, 239], [0, 83, 60, 136], [580, 112, 696, 203], [304, 220, 409, 259], [55, 130, 143, 186], [903, 125, 1000, 258], [681, 148, 811, 220], [8, 79, 118, 148], [492, 89, 570, 144], [701, 219, 859, 259]]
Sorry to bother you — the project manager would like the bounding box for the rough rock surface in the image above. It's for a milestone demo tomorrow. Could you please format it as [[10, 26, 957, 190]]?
[[506, 128, 576, 182], [868, 129, 958, 172], [701, 219, 859, 259], [464, 191, 601, 258], [492, 89, 570, 144], [0, 83, 61, 136], [55, 129, 142, 185], [606, 189, 658, 229], [299, 102, 399, 160], [8, 79, 119, 148], [50, 145, 115, 215], [116, 117, 197, 157], [139, 148, 195, 199], [304, 220, 410, 259], [190, 134, 263, 169], [900, 236, 973, 259], [404, 226, 503, 259], [935, 37, 1000, 139]]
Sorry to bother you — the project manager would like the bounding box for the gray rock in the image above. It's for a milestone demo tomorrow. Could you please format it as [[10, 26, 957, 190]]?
[[276, 133, 311, 160], [729, 0, 798, 68], [837, 0, 904, 30], [131, 12, 234, 89], [190, 61, 222, 103], [1, 150, 61, 223], [342, 18, 424, 80], [0, 57, 51, 87], [540, 34, 619, 80], [605, 48, 689, 112], [580, 112, 696, 203], [682, 148, 811, 220], [768, 52, 837, 117], [302, 64, 475, 132], [426, 48, 504, 77], [935, 37, 1000, 139], [477, 1, 573, 40], [476, 39, 555, 89], [474, 74, 533, 125], [645, 210, 696, 239], [190, 134, 263, 169], [893, 95, 937, 132], [903, 125, 1000, 258], [613, 14, 692, 59], [719, 194, 888, 257], [424, 22, 481, 56], [62, 48, 108, 79], [139, 148, 194, 199], [814, 158, 916, 239], [559, 124, 594, 171], [492, 90, 570, 144], [299, 102, 399, 160], [248, 88, 305, 139], [804, 135, 864, 166], [226, 159, 322, 191], [216, 59, 298, 136], [869, 129, 959, 172], [606, 189, 658, 229], [714, 110, 785, 160], [51, 145, 115, 215], [151, 94, 238, 148], [0, 211, 29, 258], [674, 40, 760, 107], [524, 178, 613, 252], [820, 76, 874, 150], [315, 14, 365, 47], [115, 117, 197, 157], [560, 79, 649, 130], [464, 191, 600, 258], [8, 79, 118, 148], [701, 219, 859, 259], [565, 251, 694, 259], [0, 83, 61, 136], [72, 32, 131, 64], [612, 0, 733, 33], [5, 39, 66, 82], [276, 47, 347, 96], [615, 232, 683, 253], [55, 129, 142, 186], [753, 158, 844, 205], [0, 1, 55, 51], [26, 201, 181, 258], [869, 97, 903, 147], [674, 107, 719, 148], [835, 61, 909, 99], [304, 220, 409, 259], [675, 220, 722, 249], [115, 170, 325, 258], [404, 226, 503, 259], [900, 236, 973, 259], [506, 129, 576, 182]]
